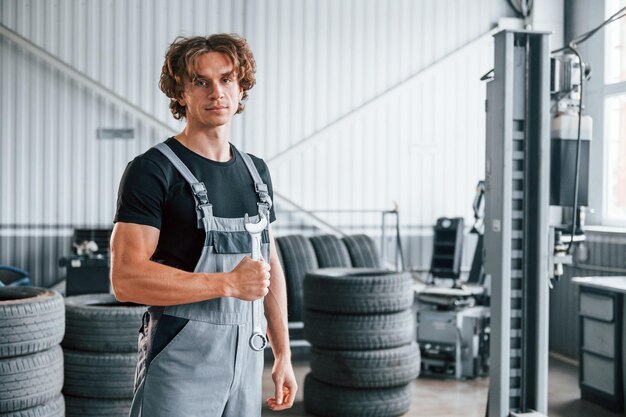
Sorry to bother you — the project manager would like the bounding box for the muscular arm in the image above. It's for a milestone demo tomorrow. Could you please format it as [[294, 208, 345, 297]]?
[[110, 222, 269, 306], [264, 227, 297, 410], [264, 228, 290, 358]]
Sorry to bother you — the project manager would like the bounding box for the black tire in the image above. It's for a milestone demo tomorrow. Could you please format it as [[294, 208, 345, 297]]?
[[304, 268, 413, 314], [65, 395, 131, 417], [0, 394, 64, 417], [275, 235, 319, 322], [63, 294, 146, 353], [304, 373, 412, 417], [0, 287, 64, 358], [310, 342, 420, 388], [309, 235, 352, 268], [304, 309, 414, 350], [0, 346, 64, 413], [63, 350, 137, 399], [341, 234, 382, 268]]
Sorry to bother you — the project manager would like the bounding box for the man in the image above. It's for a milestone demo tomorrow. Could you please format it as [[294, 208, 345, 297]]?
[[110, 34, 297, 416]]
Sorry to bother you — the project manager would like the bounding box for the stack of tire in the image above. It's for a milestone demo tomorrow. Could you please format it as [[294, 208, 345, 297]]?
[[303, 268, 420, 417], [0, 287, 65, 417], [62, 294, 146, 417]]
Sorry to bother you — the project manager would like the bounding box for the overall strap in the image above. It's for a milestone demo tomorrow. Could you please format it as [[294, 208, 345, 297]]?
[[236, 149, 273, 221], [154, 143, 213, 231]]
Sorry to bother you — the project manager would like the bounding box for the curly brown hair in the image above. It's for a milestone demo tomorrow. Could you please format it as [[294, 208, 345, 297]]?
[[159, 34, 256, 120]]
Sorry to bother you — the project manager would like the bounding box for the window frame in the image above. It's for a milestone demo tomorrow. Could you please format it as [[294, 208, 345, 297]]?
[[601, 0, 626, 226]]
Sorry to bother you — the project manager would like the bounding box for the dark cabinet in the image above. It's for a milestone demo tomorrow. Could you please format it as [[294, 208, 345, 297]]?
[[578, 287, 624, 413]]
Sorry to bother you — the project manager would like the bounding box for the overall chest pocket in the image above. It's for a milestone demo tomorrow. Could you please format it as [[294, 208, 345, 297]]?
[[208, 230, 269, 254]]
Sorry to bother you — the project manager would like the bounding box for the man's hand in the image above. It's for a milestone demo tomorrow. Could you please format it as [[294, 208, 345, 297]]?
[[266, 356, 297, 411], [226, 256, 271, 301]]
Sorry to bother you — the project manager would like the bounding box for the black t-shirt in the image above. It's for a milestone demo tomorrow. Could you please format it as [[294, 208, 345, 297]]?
[[114, 137, 276, 272]]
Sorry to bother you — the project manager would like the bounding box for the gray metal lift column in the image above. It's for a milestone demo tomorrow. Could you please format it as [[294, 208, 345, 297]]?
[[485, 30, 551, 417]]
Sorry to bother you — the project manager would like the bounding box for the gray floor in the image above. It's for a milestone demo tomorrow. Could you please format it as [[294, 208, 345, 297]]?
[[261, 357, 623, 417]]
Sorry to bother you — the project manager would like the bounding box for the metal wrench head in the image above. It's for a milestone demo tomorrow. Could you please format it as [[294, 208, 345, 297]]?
[[244, 212, 268, 235], [249, 331, 267, 351]]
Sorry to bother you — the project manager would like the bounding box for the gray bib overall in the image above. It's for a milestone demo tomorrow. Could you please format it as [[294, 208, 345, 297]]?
[[129, 142, 271, 417]]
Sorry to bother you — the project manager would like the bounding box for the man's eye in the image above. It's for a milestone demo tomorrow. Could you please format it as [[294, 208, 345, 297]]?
[[195, 79, 208, 87], [222, 78, 232, 83]]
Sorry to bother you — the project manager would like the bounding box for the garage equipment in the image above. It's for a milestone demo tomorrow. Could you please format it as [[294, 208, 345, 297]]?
[[244, 213, 268, 351], [429, 217, 464, 282], [468, 181, 486, 291], [417, 305, 489, 379], [59, 256, 109, 296], [484, 29, 551, 416], [59, 229, 111, 296], [416, 186, 490, 379], [483, 19, 625, 414], [381, 206, 405, 271], [550, 48, 592, 210]]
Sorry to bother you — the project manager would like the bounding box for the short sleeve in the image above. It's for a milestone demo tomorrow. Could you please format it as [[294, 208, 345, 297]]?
[[113, 156, 168, 229]]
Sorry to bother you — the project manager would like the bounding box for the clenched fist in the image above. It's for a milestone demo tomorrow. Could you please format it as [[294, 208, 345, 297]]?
[[226, 256, 271, 301]]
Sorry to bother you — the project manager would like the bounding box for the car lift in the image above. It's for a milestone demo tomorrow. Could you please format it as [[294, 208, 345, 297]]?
[[484, 29, 552, 417]]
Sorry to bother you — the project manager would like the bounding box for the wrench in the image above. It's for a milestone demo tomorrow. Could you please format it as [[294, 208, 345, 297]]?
[[244, 212, 268, 351]]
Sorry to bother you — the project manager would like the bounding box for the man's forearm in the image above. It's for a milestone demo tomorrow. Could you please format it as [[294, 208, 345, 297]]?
[[265, 233, 291, 358], [265, 288, 290, 358]]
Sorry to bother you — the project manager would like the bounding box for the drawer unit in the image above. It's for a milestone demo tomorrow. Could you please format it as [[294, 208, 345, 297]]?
[[582, 352, 616, 395], [580, 291, 614, 321], [582, 317, 615, 358], [578, 287, 623, 413]]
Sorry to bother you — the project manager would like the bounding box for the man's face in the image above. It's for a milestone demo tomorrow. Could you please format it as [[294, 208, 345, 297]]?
[[179, 52, 243, 129]]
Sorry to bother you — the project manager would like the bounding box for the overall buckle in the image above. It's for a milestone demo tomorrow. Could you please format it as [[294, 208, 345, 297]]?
[[191, 182, 209, 205]]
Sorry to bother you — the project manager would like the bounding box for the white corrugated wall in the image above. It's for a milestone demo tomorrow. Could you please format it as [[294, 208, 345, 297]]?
[[0, 0, 515, 285]]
